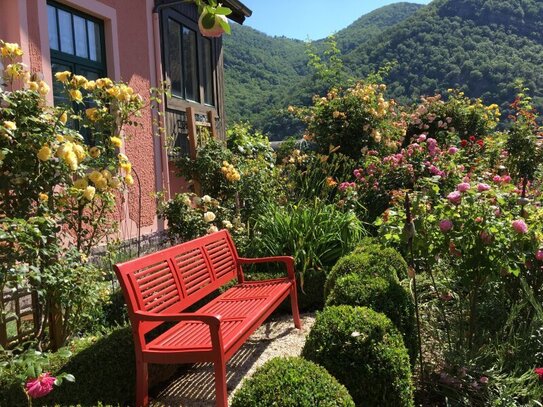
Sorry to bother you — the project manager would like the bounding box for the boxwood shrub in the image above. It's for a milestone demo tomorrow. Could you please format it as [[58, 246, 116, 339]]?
[[353, 241, 409, 280], [302, 306, 414, 407], [324, 251, 399, 298], [326, 273, 418, 363], [231, 356, 355, 407]]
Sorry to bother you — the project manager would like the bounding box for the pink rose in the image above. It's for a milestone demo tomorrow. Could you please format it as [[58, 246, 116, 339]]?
[[536, 250, 543, 261], [447, 191, 462, 205], [417, 134, 427, 142], [457, 182, 470, 193], [25, 372, 56, 399], [477, 183, 491, 192], [439, 219, 453, 232], [480, 231, 492, 245], [448, 146, 459, 154], [512, 219, 528, 234], [502, 175, 511, 183], [492, 175, 501, 183]]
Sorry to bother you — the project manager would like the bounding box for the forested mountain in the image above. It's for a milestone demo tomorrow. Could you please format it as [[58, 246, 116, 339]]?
[[224, 0, 543, 140]]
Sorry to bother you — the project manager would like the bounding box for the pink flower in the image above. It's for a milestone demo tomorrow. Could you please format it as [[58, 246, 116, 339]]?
[[477, 183, 491, 192], [502, 175, 511, 183], [447, 191, 462, 205], [512, 219, 528, 234], [448, 146, 459, 154], [536, 250, 543, 262], [480, 231, 492, 245], [493, 175, 502, 183], [479, 376, 489, 385], [439, 219, 453, 232], [457, 183, 470, 193], [25, 372, 56, 399], [417, 134, 427, 142]]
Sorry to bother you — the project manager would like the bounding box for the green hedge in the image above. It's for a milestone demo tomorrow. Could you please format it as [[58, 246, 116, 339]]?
[[326, 273, 418, 363], [302, 306, 414, 407], [353, 241, 409, 280], [231, 357, 355, 407]]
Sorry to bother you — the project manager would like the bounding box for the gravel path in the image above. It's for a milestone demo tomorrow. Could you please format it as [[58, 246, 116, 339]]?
[[151, 313, 315, 406]]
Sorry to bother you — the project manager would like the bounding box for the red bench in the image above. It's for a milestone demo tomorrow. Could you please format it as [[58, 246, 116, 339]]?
[[114, 230, 301, 407]]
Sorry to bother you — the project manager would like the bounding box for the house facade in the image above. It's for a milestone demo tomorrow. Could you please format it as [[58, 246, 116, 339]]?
[[0, 0, 251, 243]]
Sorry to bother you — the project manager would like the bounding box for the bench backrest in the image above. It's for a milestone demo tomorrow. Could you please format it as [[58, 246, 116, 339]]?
[[114, 230, 240, 335]]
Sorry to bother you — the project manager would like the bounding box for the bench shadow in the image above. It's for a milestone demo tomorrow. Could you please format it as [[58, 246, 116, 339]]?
[[151, 321, 297, 406]]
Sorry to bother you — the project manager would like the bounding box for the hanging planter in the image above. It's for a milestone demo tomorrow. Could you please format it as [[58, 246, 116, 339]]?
[[194, 1, 232, 38]]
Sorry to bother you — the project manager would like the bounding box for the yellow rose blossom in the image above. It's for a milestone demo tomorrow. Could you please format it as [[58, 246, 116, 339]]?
[[38, 81, 50, 96], [110, 136, 122, 148], [94, 177, 108, 190], [106, 86, 121, 99], [118, 153, 128, 161], [101, 169, 112, 180], [83, 186, 96, 201], [109, 177, 122, 189], [55, 134, 64, 143], [85, 108, 98, 121], [56, 142, 73, 159], [124, 174, 134, 186], [120, 161, 132, 173], [88, 170, 104, 184], [83, 80, 96, 91], [73, 178, 88, 190], [37, 145, 52, 161], [89, 146, 101, 158], [54, 70, 71, 83], [0, 42, 23, 57], [5, 63, 24, 79], [73, 144, 86, 162], [64, 151, 78, 170], [3, 121, 16, 130], [38, 193, 49, 202], [96, 78, 113, 88], [69, 89, 83, 102], [59, 112, 68, 124], [71, 74, 87, 87], [28, 81, 39, 91]]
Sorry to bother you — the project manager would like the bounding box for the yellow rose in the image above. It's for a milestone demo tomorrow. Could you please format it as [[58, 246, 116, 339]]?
[[110, 136, 122, 148], [54, 70, 71, 83], [59, 112, 68, 124], [73, 178, 88, 190], [56, 142, 73, 159], [5, 63, 24, 79], [1, 42, 23, 57], [85, 108, 98, 121], [101, 169, 112, 180], [109, 177, 122, 189], [55, 134, 64, 143], [3, 121, 16, 131], [83, 186, 96, 201], [120, 161, 132, 174], [37, 145, 52, 161], [64, 151, 78, 170], [89, 146, 101, 158], [88, 170, 103, 184], [124, 174, 134, 186], [83, 80, 96, 91], [96, 78, 113, 88], [71, 74, 87, 87], [38, 192, 49, 202], [106, 86, 121, 99], [38, 81, 50, 96], [28, 81, 39, 91], [69, 89, 83, 102], [94, 177, 108, 190], [73, 144, 86, 162]]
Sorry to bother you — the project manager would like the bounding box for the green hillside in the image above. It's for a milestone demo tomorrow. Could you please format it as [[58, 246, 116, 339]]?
[[224, 0, 543, 140]]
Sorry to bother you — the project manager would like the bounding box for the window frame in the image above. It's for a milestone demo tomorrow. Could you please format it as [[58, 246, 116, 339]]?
[[161, 8, 219, 111]]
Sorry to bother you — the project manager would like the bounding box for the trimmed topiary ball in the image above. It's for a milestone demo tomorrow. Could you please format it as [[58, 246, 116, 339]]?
[[231, 356, 355, 407], [324, 251, 400, 298], [302, 306, 414, 407], [326, 273, 418, 364], [353, 241, 409, 280]]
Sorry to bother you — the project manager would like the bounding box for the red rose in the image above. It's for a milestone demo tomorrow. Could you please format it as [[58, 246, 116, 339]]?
[[534, 367, 543, 381]]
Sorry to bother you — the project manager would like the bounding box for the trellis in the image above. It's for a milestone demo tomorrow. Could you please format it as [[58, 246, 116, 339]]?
[[0, 286, 38, 348]]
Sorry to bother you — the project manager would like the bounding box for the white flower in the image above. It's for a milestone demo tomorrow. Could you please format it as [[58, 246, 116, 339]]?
[[208, 225, 219, 234], [222, 220, 233, 229], [203, 211, 216, 223], [202, 195, 212, 204]]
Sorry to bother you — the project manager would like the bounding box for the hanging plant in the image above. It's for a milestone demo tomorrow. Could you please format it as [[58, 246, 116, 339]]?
[[193, 0, 232, 37]]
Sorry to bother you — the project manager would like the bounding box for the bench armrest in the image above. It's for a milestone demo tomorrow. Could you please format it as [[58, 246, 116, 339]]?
[[134, 311, 221, 327], [237, 256, 296, 281]]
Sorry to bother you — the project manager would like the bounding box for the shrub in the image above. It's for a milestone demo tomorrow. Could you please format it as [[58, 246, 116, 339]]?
[[302, 306, 414, 407], [231, 357, 355, 407], [249, 199, 366, 310], [324, 251, 400, 298], [353, 239, 409, 280], [326, 273, 418, 363]]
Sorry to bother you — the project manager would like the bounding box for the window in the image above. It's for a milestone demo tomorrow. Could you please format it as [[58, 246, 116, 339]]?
[[163, 9, 217, 108], [47, 1, 106, 108]]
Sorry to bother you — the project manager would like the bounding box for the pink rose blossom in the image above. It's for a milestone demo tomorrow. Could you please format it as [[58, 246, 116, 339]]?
[[448, 146, 459, 154], [439, 219, 453, 232], [536, 250, 543, 261], [502, 175, 511, 183], [492, 175, 502, 183], [475, 217, 483, 223], [480, 231, 492, 245], [512, 219, 528, 234], [447, 191, 462, 205], [417, 134, 427, 142], [457, 182, 470, 193], [479, 376, 489, 385], [477, 183, 491, 192], [25, 372, 56, 399]]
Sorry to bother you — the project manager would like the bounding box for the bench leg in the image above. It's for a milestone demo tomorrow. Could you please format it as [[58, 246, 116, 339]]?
[[290, 284, 302, 329], [135, 361, 149, 407], [214, 360, 228, 407]]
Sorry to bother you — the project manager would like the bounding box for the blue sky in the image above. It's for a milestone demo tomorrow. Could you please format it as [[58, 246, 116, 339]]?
[[240, 0, 432, 40]]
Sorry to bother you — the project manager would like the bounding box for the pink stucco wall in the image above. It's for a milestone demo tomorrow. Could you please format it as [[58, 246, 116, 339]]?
[[1, 0, 165, 240]]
